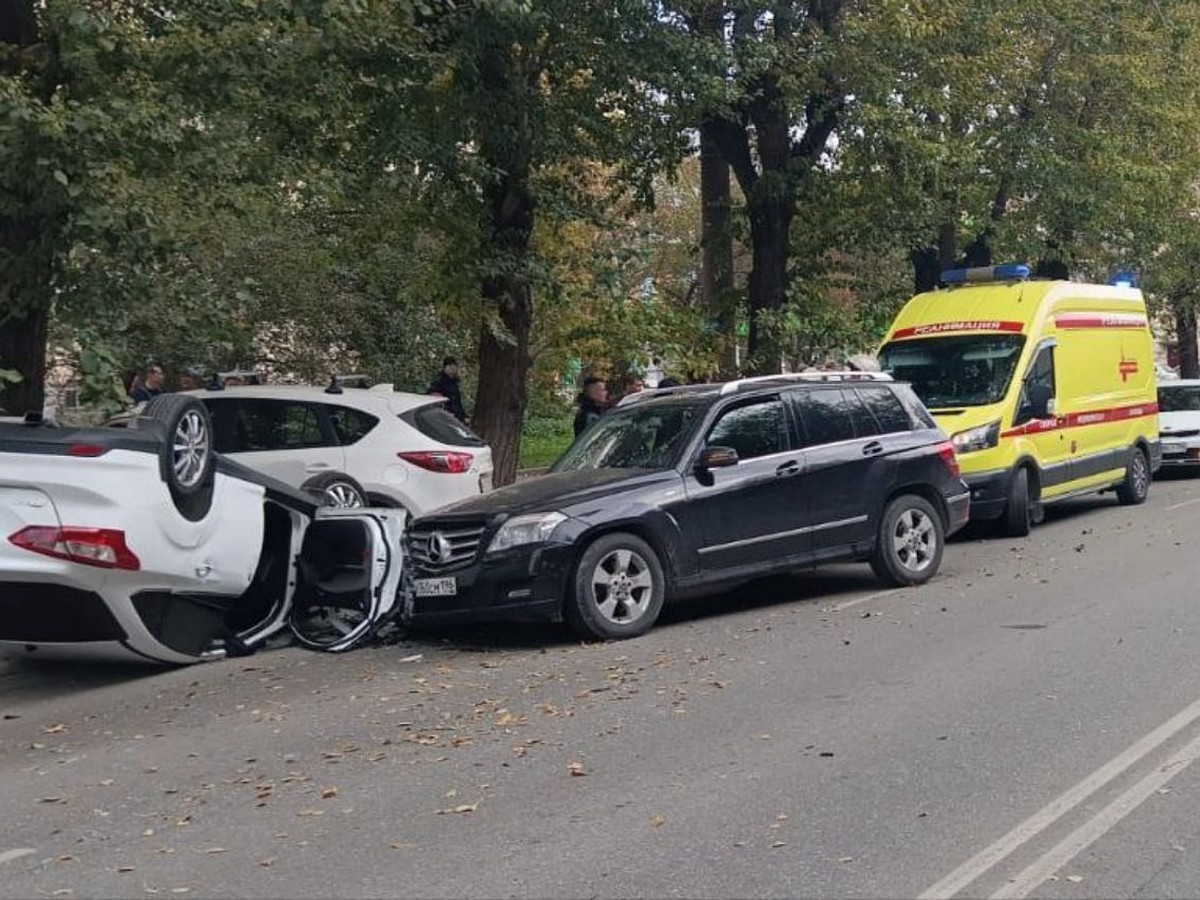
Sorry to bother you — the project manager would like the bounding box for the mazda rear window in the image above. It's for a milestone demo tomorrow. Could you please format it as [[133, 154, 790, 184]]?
[[402, 405, 486, 447]]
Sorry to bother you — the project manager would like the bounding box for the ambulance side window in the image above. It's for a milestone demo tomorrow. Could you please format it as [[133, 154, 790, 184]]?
[[1016, 344, 1056, 425]]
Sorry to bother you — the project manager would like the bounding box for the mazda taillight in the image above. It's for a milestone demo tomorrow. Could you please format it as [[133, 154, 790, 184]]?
[[935, 441, 961, 478], [67, 443, 108, 457], [398, 451, 474, 474], [8, 526, 141, 570]]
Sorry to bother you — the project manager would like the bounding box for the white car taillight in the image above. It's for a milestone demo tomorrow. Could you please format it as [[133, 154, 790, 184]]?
[[8, 526, 141, 571], [397, 450, 474, 474]]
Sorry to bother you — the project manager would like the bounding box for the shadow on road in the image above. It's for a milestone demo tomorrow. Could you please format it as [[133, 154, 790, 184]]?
[[0, 653, 168, 707], [414, 565, 886, 652]]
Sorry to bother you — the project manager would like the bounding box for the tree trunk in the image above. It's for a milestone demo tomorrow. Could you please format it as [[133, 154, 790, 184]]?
[[468, 42, 535, 488], [0, 288, 50, 417], [0, 0, 54, 416], [910, 223, 957, 293], [744, 193, 792, 375], [699, 122, 736, 378], [1176, 301, 1199, 380]]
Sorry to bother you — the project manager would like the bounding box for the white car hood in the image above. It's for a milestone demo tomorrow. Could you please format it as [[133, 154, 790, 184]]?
[[1160, 410, 1200, 435]]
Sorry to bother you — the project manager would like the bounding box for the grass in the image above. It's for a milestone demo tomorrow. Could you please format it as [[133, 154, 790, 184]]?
[[519, 415, 574, 470]]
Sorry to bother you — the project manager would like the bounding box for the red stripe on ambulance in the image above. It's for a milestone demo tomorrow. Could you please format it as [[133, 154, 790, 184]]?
[[1000, 402, 1159, 438], [1054, 312, 1148, 329], [890, 320, 1024, 340]]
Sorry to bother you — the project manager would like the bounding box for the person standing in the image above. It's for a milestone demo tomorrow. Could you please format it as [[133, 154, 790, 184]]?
[[573, 376, 608, 437], [178, 366, 203, 391], [130, 363, 165, 404], [428, 356, 468, 422]]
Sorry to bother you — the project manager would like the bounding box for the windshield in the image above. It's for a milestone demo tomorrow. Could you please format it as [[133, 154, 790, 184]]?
[[1159, 385, 1200, 412], [552, 402, 705, 472], [879, 335, 1026, 409]]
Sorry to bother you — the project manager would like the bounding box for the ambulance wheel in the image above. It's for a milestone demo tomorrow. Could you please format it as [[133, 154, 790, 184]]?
[[1002, 467, 1034, 537], [1116, 447, 1150, 506]]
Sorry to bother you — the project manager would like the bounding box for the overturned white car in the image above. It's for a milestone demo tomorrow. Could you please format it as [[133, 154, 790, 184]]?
[[0, 395, 404, 664]]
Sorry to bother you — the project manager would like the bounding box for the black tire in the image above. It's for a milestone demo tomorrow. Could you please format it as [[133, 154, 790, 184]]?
[[144, 394, 215, 520], [1116, 446, 1151, 505], [566, 532, 666, 641], [870, 494, 945, 587], [1002, 466, 1034, 537], [302, 472, 367, 508]]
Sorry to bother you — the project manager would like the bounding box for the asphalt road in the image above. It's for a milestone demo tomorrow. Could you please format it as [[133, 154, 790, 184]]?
[[5, 474, 1200, 898]]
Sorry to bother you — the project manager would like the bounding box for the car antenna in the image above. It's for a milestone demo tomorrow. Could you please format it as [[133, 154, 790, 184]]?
[[325, 374, 343, 395]]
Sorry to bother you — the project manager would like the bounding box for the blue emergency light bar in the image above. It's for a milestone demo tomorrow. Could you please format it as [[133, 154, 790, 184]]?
[[940, 264, 1032, 285], [1109, 270, 1137, 288]]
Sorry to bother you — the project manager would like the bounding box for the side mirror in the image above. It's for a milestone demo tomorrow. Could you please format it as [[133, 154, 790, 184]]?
[[695, 445, 739, 472]]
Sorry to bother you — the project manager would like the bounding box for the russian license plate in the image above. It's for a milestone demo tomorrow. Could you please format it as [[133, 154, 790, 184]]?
[[414, 576, 457, 597]]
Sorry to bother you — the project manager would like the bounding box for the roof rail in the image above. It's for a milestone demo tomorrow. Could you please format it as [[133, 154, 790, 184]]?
[[719, 371, 892, 395], [615, 383, 715, 407]]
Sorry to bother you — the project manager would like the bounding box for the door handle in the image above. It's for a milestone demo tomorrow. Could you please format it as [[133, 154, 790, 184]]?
[[775, 460, 802, 477], [862, 441, 884, 456], [305, 463, 332, 472]]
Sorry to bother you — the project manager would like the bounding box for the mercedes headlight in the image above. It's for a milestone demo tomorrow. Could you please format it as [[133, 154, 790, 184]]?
[[487, 512, 567, 553], [951, 420, 1000, 454]]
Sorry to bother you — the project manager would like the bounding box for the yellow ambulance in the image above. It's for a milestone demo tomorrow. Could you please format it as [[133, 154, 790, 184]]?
[[878, 264, 1161, 535]]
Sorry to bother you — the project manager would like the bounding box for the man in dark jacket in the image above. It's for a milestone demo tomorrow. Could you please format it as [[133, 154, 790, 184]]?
[[573, 376, 608, 437], [428, 356, 468, 422]]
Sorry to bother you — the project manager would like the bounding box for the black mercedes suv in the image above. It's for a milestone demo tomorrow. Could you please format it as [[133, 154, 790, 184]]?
[[403, 373, 970, 640]]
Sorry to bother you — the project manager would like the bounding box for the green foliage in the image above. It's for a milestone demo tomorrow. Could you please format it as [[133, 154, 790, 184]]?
[[519, 414, 573, 469]]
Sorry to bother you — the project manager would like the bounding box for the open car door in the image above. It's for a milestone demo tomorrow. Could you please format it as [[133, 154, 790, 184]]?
[[288, 507, 405, 652]]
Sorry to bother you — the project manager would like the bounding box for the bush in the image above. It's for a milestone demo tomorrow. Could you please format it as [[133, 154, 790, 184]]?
[[520, 414, 574, 470]]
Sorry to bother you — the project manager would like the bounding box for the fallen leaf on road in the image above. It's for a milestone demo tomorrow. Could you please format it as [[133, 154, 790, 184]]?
[[400, 654, 423, 663], [437, 803, 478, 815], [1067, 875, 1083, 884], [568, 761, 587, 777], [494, 710, 523, 726], [650, 814, 666, 828], [258, 857, 276, 868], [772, 841, 787, 848], [203, 848, 226, 854], [99, 779, 114, 787], [43, 724, 68, 734], [297, 809, 325, 817], [118, 865, 136, 873], [142, 829, 154, 837], [38, 797, 66, 804], [389, 842, 413, 850], [321, 788, 338, 799], [839, 856, 854, 863]]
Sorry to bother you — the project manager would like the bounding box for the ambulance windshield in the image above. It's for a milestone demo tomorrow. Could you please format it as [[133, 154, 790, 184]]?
[[879, 335, 1026, 409]]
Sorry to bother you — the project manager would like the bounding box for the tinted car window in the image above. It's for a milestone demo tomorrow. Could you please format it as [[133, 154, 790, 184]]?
[[403, 405, 486, 448], [796, 389, 857, 446], [856, 386, 914, 434], [706, 398, 789, 460], [208, 399, 328, 452], [554, 402, 704, 471], [278, 403, 325, 448], [1158, 385, 1200, 412], [327, 405, 379, 445]]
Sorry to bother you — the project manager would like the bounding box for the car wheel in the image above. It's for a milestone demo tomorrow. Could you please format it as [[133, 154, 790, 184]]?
[[1002, 466, 1034, 537], [870, 494, 944, 587], [144, 394, 215, 520], [566, 533, 665, 641], [1116, 446, 1150, 505], [302, 473, 367, 508]]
